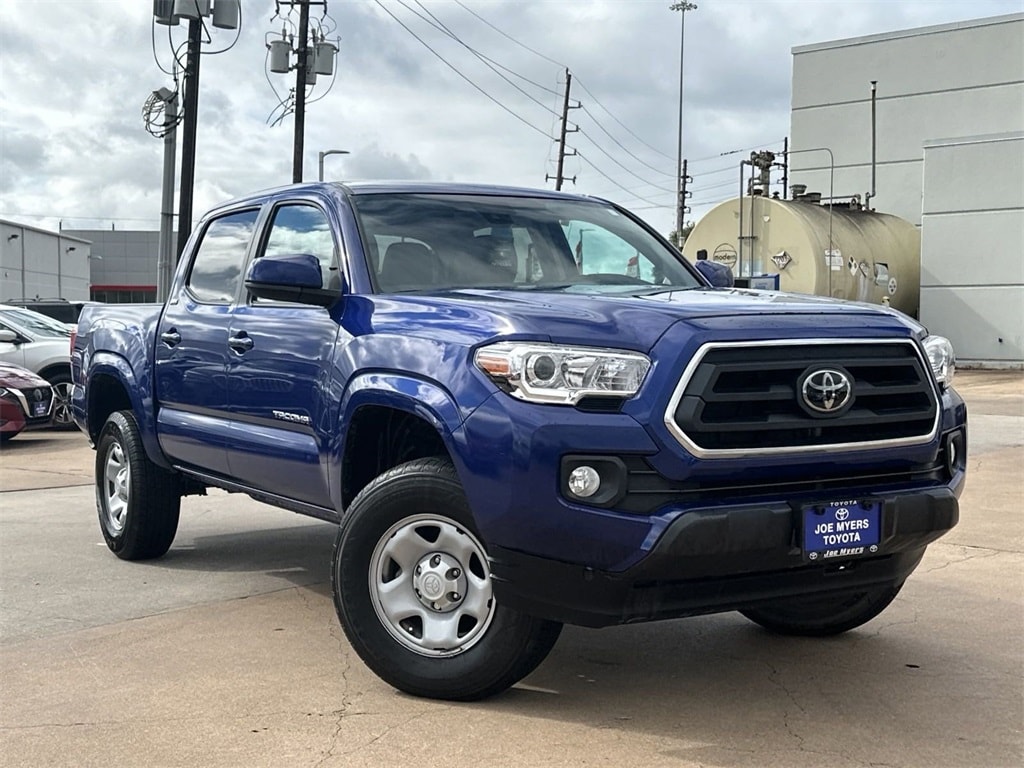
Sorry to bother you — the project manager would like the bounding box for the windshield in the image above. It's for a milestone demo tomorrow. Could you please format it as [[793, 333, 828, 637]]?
[[350, 193, 701, 294], [0, 307, 73, 338]]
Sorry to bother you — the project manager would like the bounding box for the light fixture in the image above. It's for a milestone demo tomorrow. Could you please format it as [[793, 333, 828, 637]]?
[[318, 149, 350, 181], [567, 466, 601, 498], [211, 0, 239, 30], [173, 0, 210, 19], [6, 234, 18, 241], [66, 246, 77, 253]]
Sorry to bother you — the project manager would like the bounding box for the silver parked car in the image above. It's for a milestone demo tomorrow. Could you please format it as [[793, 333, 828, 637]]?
[[0, 304, 74, 428]]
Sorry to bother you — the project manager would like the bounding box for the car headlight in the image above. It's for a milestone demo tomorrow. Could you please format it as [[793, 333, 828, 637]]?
[[475, 342, 651, 405], [923, 335, 955, 388]]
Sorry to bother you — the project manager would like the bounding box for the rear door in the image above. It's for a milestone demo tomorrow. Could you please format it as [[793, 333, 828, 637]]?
[[154, 208, 261, 475], [223, 201, 343, 508]]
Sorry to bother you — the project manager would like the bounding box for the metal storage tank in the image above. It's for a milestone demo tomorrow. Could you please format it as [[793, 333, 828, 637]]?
[[682, 195, 921, 317]]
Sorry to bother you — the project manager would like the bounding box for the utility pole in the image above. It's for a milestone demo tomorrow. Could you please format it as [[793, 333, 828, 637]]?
[[152, 1, 239, 262], [678, 158, 691, 245], [157, 89, 178, 302], [546, 69, 578, 191], [292, 0, 312, 182], [267, 1, 337, 183], [176, 16, 202, 260]]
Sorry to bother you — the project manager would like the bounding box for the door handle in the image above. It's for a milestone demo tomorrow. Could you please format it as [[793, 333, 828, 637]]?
[[160, 330, 181, 347], [228, 333, 254, 353]]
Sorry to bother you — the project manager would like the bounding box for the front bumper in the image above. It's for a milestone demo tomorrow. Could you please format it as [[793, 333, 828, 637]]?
[[453, 380, 965, 628], [489, 487, 958, 628]]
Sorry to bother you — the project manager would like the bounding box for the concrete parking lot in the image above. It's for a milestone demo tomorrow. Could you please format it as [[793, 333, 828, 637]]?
[[1, 371, 1021, 767]]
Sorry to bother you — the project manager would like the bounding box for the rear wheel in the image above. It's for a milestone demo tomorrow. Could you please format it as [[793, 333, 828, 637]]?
[[740, 584, 903, 636], [45, 369, 75, 429], [95, 410, 181, 560], [332, 457, 562, 701]]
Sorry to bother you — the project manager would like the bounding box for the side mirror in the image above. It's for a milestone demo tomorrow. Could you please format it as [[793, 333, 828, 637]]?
[[0, 329, 19, 343], [244, 253, 339, 307], [694, 260, 735, 288]]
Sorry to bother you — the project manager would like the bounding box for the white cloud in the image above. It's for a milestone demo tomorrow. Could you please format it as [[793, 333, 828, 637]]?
[[0, 0, 1019, 237]]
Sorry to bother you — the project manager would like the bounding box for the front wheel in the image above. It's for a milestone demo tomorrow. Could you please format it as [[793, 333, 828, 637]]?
[[95, 410, 181, 560], [740, 584, 903, 636], [332, 457, 562, 701]]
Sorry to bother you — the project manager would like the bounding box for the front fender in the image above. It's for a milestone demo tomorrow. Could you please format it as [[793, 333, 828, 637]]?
[[330, 372, 468, 509], [78, 351, 172, 470]]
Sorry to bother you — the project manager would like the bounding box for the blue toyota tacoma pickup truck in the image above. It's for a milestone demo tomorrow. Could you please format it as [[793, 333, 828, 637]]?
[[73, 182, 965, 700]]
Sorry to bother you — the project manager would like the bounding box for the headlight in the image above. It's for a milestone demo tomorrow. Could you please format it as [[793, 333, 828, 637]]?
[[923, 335, 955, 388], [475, 342, 651, 405]]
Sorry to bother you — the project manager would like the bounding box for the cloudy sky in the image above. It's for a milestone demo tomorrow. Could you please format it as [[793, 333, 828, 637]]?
[[1, 0, 1021, 238]]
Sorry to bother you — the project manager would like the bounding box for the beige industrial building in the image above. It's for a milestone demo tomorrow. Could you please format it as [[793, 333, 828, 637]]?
[[788, 13, 1024, 366]]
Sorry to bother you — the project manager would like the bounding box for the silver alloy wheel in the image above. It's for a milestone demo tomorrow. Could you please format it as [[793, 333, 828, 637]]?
[[368, 513, 495, 657], [102, 440, 130, 534], [50, 381, 74, 426]]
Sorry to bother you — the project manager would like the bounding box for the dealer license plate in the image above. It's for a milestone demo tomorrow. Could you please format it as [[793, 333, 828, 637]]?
[[31, 401, 48, 417], [803, 500, 881, 562]]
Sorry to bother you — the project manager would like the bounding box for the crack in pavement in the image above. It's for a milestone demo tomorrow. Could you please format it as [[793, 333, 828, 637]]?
[[921, 547, 1003, 575]]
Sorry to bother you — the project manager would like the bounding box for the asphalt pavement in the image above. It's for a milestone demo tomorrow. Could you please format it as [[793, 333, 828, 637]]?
[[0, 370, 1021, 767]]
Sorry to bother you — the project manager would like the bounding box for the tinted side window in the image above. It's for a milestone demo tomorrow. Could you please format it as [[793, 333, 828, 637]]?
[[188, 210, 259, 303], [262, 204, 337, 290]]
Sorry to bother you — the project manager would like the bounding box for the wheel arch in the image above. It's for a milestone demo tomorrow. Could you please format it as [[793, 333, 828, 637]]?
[[83, 352, 172, 470], [336, 373, 465, 511], [38, 362, 72, 382]]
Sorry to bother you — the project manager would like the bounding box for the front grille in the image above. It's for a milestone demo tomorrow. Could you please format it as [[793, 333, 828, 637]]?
[[618, 454, 949, 515], [667, 340, 939, 456]]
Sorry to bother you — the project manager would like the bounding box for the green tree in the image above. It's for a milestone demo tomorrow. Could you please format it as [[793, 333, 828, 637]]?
[[668, 221, 694, 249]]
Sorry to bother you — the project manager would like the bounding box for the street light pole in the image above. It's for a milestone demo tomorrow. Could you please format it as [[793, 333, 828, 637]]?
[[670, 1, 697, 240], [318, 149, 350, 181]]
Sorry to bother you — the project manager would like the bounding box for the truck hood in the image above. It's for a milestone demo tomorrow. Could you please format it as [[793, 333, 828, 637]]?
[[363, 287, 922, 351]]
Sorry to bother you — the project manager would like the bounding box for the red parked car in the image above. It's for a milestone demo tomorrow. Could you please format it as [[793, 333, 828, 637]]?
[[0, 362, 54, 443]]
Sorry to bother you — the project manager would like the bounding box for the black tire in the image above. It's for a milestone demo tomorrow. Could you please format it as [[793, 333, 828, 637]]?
[[740, 583, 903, 637], [95, 410, 181, 560], [332, 457, 562, 701], [45, 369, 76, 430]]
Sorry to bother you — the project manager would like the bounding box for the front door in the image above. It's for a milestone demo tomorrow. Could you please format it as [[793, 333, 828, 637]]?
[[224, 202, 342, 508]]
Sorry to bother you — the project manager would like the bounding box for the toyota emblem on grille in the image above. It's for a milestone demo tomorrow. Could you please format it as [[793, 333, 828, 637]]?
[[800, 367, 853, 416]]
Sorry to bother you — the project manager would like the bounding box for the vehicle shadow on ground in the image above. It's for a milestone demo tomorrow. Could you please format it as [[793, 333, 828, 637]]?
[[473, 611, 994, 766], [138, 523, 336, 590]]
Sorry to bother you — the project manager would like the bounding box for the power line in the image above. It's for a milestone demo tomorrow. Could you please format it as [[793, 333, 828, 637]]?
[[374, 0, 551, 140], [411, 0, 561, 98], [577, 128, 675, 193], [687, 138, 786, 165], [453, 0, 566, 69], [578, 105, 675, 180], [399, 0, 560, 117], [574, 153, 665, 208], [449, 0, 685, 193], [574, 77, 676, 164]]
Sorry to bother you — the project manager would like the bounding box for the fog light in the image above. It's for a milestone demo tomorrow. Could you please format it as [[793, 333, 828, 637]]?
[[945, 430, 965, 476], [567, 466, 601, 498]]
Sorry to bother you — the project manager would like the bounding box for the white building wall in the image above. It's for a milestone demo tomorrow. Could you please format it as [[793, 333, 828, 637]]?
[[790, 13, 1024, 365], [0, 220, 91, 302], [920, 133, 1024, 365]]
